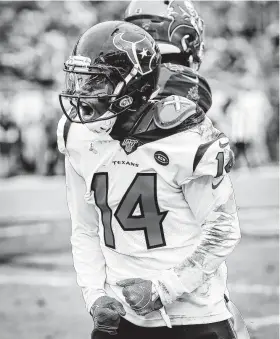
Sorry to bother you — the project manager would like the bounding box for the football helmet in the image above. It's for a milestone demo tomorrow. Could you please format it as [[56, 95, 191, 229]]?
[[124, 0, 205, 70], [59, 21, 161, 133]]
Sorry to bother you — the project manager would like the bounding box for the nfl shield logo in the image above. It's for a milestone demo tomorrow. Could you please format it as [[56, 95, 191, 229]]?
[[121, 138, 140, 154]]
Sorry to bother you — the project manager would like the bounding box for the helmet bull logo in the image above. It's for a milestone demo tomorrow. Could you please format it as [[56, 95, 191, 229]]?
[[113, 33, 155, 75], [167, 1, 200, 41]]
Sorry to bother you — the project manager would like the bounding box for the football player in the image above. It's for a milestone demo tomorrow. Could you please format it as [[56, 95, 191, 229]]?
[[58, 20, 241, 339], [124, 2, 250, 338], [124, 0, 210, 122]]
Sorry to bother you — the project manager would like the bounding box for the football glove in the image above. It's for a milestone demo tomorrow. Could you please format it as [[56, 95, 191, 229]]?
[[117, 262, 205, 310], [117, 278, 163, 316], [90, 296, 126, 335]]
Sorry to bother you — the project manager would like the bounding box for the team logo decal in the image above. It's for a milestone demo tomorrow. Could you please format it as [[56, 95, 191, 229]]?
[[121, 137, 142, 154], [113, 33, 157, 75], [166, 0, 202, 41], [186, 85, 200, 102], [154, 151, 169, 166]]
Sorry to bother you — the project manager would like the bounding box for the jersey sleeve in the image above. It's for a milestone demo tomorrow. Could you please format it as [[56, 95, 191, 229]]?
[[175, 124, 235, 186], [57, 116, 94, 177], [167, 173, 241, 295], [182, 133, 235, 224], [153, 167, 241, 302], [65, 156, 106, 312], [192, 135, 234, 179], [166, 131, 240, 294], [57, 115, 69, 155]]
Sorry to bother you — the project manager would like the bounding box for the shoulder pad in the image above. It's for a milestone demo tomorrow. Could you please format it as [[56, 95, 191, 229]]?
[[153, 95, 197, 129], [157, 64, 212, 114]]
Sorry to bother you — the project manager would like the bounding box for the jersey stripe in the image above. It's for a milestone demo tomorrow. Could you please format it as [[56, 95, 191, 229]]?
[[63, 119, 72, 148], [193, 133, 225, 172]]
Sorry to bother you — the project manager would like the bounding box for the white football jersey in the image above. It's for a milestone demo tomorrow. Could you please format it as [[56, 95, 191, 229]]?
[[57, 115, 240, 327]]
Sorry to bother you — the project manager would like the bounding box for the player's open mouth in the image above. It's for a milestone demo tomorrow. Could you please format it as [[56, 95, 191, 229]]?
[[78, 101, 104, 123]]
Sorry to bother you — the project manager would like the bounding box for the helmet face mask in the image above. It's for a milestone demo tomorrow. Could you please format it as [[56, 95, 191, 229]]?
[[60, 65, 120, 124], [59, 21, 161, 131]]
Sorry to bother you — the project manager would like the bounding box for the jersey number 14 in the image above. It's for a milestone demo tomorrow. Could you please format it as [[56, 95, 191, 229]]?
[[91, 173, 168, 250]]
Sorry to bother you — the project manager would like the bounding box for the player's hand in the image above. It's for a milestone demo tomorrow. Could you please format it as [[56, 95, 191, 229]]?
[[91, 296, 126, 335], [117, 278, 163, 316]]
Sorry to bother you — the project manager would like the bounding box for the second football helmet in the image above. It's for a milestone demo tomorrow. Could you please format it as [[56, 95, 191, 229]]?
[[59, 21, 161, 133], [124, 0, 205, 70]]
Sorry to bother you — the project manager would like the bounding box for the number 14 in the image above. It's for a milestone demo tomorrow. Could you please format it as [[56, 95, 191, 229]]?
[[91, 173, 168, 250]]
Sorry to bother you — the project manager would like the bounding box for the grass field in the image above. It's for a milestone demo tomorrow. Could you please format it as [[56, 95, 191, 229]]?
[[0, 167, 278, 339]]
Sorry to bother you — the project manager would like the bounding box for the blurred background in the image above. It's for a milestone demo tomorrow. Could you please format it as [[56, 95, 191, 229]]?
[[0, 1, 278, 339]]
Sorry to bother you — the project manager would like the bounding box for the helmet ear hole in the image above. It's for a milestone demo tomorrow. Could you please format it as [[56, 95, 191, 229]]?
[[164, 1, 170, 4]]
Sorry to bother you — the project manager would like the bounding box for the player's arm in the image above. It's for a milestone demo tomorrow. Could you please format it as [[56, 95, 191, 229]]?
[[65, 156, 125, 333], [57, 115, 106, 311], [173, 171, 240, 291], [58, 114, 126, 333], [152, 137, 241, 306], [179, 137, 240, 276], [65, 156, 107, 311]]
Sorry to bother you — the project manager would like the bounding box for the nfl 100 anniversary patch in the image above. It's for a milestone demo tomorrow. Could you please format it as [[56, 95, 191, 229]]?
[[121, 137, 142, 155]]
